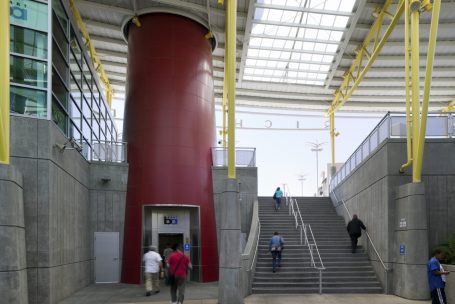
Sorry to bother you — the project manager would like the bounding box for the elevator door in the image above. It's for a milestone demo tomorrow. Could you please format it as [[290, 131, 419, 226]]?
[[159, 233, 183, 258]]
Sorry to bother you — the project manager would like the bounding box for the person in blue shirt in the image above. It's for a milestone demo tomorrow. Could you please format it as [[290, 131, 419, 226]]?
[[427, 248, 450, 304], [269, 232, 284, 273], [273, 187, 284, 211]]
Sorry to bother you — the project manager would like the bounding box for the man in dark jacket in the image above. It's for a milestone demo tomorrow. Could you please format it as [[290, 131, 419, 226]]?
[[347, 214, 366, 253]]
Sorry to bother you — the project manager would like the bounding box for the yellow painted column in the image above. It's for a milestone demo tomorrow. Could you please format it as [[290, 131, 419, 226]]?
[[329, 109, 335, 168], [0, 0, 10, 164], [226, 0, 237, 179], [415, 0, 441, 180], [410, 0, 421, 182], [400, 0, 413, 173]]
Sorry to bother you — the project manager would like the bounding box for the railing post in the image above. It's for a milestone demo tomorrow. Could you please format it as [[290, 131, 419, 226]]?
[[319, 269, 322, 294], [385, 269, 389, 294], [300, 225, 303, 245]]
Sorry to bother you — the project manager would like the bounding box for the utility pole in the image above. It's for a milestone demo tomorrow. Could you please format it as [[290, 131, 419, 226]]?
[[308, 141, 326, 196]]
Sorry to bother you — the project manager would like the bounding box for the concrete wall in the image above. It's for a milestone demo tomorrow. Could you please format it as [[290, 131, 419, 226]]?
[[212, 167, 258, 252], [9, 117, 92, 304], [0, 164, 28, 304], [240, 200, 259, 297], [331, 138, 455, 294], [4, 116, 129, 303], [89, 163, 128, 282]]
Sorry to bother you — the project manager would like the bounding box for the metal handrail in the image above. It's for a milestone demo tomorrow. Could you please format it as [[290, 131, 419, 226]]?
[[331, 190, 390, 293], [249, 221, 261, 272], [284, 186, 325, 294]]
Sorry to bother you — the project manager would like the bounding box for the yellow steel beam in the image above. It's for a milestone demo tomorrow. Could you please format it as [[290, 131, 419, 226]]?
[[414, 0, 441, 182], [410, 0, 421, 182], [222, 63, 227, 148], [0, 0, 10, 164], [329, 0, 405, 114], [69, 0, 113, 107], [329, 109, 335, 168], [227, 0, 237, 179], [442, 100, 455, 112], [400, 0, 413, 173]]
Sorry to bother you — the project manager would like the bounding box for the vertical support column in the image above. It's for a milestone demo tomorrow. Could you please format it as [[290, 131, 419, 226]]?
[[227, 0, 237, 179], [329, 110, 336, 176], [394, 183, 429, 300], [0, 165, 28, 304], [0, 0, 10, 164], [218, 179, 243, 304], [410, 0, 421, 182]]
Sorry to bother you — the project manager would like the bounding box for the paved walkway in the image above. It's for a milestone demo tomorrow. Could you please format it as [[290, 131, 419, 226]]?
[[58, 282, 431, 304]]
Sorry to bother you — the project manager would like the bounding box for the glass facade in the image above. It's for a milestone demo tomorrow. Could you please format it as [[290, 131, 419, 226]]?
[[9, 0, 48, 118], [50, 0, 118, 157], [9, 0, 118, 160]]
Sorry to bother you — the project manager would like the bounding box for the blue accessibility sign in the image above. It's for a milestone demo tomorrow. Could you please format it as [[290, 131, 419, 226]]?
[[184, 243, 191, 251], [400, 244, 406, 256]]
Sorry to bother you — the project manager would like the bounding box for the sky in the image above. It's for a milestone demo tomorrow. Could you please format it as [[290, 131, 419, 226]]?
[[215, 107, 383, 196], [112, 94, 384, 197]]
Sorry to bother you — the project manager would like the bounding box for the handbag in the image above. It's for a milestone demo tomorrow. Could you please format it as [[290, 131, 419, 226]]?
[[165, 254, 185, 286]]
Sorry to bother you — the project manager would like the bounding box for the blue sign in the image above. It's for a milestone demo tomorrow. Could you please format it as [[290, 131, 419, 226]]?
[[164, 216, 178, 225], [400, 244, 406, 256], [184, 243, 191, 251]]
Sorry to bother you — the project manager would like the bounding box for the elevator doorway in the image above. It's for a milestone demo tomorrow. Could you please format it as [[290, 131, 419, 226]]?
[[159, 233, 183, 258]]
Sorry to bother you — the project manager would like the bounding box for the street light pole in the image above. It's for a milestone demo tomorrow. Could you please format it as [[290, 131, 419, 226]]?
[[297, 174, 307, 196], [308, 141, 326, 196]]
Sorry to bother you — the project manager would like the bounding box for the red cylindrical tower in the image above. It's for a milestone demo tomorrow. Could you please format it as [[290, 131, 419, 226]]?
[[122, 13, 218, 283]]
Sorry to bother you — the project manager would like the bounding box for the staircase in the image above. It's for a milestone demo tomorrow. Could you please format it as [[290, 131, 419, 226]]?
[[252, 196, 383, 294]]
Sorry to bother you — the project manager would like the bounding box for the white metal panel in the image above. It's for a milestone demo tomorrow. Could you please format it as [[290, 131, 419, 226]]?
[[94, 232, 120, 283]]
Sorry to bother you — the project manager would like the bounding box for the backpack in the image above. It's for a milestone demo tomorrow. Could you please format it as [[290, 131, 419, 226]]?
[[273, 192, 277, 199]]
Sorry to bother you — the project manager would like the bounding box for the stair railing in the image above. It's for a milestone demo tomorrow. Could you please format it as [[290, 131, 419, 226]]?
[[284, 186, 325, 294], [331, 190, 390, 294]]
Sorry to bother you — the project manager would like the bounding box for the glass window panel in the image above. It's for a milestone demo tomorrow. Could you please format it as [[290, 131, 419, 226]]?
[[325, 0, 341, 10], [92, 118, 100, 141], [82, 117, 91, 141], [307, 13, 322, 25], [52, 0, 69, 36], [247, 49, 259, 57], [273, 39, 286, 48], [267, 9, 283, 22], [70, 96, 81, 130], [334, 16, 349, 28], [71, 122, 82, 146], [82, 139, 91, 160], [339, 0, 356, 12], [10, 0, 48, 32], [52, 13, 68, 59], [10, 85, 47, 117], [329, 31, 343, 41], [282, 11, 298, 23], [52, 97, 68, 134], [10, 55, 47, 88], [251, 23, 265, 34], [427, 116, 448, 136], [264, 25, 278, 35], [93, 85, 100, 107], [276, 26, 291, 36], [10, 25, 47, 59], [52, 69, 68, 109], [52, 41, 69, 84], [326, 44, 338, 53], [254, 8, 265, 20], [250, 37, 261, 46], [314, 43, 327, 52], [83, 58, 92, 84], [305, 28, 318, 39], [70, 28, 82, 67], [82, 97, 91, 122], [83, 78, 91, 105]]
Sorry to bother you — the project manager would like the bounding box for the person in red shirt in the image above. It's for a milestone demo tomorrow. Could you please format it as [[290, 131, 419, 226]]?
[[167, 244, 192, 304]]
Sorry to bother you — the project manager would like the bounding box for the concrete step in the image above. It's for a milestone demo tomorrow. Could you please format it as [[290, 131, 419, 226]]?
[[251, 286, 383, 294]]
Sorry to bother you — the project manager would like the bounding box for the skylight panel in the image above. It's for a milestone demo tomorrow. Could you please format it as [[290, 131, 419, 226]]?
[[334, 16, 349, 27], [325, 0, 341, 10], [321, 15, 335, 27], [307, 13, 322, 26], [339, 0, 356, 12], [244, 0, 356, 86], [267, 9, 284, 22]]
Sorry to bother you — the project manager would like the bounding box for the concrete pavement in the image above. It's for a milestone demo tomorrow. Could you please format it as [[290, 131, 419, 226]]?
[[57, 282, 431, 304]]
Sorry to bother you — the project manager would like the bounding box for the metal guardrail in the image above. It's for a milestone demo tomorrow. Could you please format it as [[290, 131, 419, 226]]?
[[330, 112, 454, 191], [330, 190, 390, 294], [284, 185, 325, 294], [212, 147, 256, 167], [90, 140, 127, 163]]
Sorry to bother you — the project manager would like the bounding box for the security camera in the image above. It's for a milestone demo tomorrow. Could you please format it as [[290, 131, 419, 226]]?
[[69, 137, 83, 152], [54, 143, 66, 152]]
